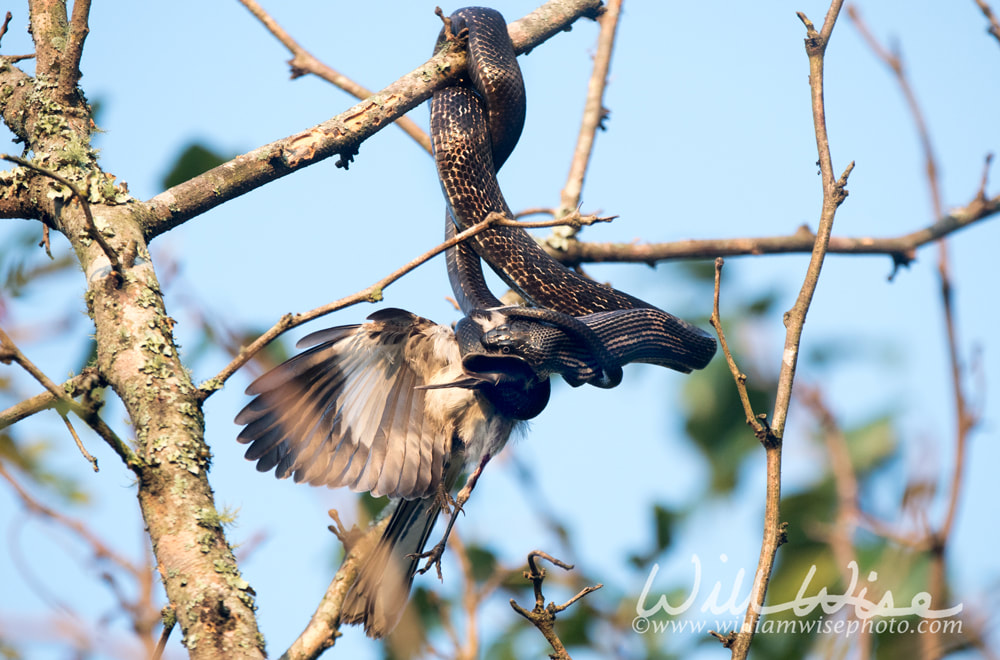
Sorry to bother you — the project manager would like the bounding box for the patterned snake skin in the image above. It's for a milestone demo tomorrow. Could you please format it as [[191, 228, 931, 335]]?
[[432, 7, 717, 384]]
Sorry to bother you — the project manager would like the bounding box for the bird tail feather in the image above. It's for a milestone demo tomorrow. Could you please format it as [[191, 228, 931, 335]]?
[[341, 496, 441, 638]]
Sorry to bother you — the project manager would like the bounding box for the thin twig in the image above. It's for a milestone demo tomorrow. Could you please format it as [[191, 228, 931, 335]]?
[[847, 10, 981, 656], [977, 153, 993, 200], [549, 0, 622, 247], [0, 369, 100, 430], [59, 412, 98, 472], [0, 154, 122, 278], [509, 551, 602, 660], [727, 4, 849, 657], [0, 461, 137, 575], [0, 11, 12, 45], [152, 608, 175, 660], [709, 258, 771, 441], [847, 6, 942, 219], [973, 0, 1000, 45], [198, 211, 599, 399], [798, 385, 873, 659], [448, 531, 479, 660], [237, 0, 432, 153], [0, 326, 137, 468]]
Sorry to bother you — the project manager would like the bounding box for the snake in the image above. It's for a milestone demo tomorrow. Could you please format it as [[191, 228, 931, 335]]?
[[431, 7, 717, 389]]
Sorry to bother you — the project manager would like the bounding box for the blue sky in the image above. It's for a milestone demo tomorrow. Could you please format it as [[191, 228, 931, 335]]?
[[1, 2, 998, 658]]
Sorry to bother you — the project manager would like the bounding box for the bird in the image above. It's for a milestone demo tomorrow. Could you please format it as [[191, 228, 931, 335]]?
[[235, 307, 550, 637]]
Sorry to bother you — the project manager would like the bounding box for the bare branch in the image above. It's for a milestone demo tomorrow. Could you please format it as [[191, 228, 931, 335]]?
[[58, 412, 98, 472], [282, 516, 390, 660], [973, 0, 1000, 45], [237, 0, 432, 154], [847, 10, 981, 655], [548, 0, 622, 248], [0, 326, 136, 468], [847, 6, 942, 219], [550, 192, 1000, 269], [0, 11, 12, 44], [728, 4, 848, 657], [509, 551, 602, 660], [0, 369, 101, 430], [0, 461, 138, 577], [60, 0, 91, 101], [198, 211, 598, 398], [709, 258, 774, 443], [141, 0, 603, 241]]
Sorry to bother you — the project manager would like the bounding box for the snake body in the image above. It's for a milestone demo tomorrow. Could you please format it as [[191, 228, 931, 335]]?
[[432, 8, 716, 385]]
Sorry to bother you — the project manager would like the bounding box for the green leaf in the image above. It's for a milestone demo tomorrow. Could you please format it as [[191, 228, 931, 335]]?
[[160, 142, 234, 189]]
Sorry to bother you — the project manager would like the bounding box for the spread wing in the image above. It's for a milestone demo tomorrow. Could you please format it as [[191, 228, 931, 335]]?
[[234, 309, 455, 500]]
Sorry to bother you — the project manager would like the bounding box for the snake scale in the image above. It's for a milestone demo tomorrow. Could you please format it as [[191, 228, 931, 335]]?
[[432, 7, 716, 390]]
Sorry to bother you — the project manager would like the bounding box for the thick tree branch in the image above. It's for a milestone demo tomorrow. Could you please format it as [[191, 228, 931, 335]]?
[[59, 0, 90, 102], [9, 2, 267, 655], [27, 0, 66, 80], [2, 154, 123, 275], [0, 57, 34, 148], [140, 0, 603, 241]]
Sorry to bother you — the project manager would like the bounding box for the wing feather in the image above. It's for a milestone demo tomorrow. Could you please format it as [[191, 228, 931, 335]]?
[[234, 310, 455, 500]]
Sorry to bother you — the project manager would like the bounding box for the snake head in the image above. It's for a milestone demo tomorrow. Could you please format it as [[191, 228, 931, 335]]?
[[479, 321, 536, 354]]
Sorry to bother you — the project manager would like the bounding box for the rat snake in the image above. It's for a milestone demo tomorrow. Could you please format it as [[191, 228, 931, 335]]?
[[432, 7, 716, 391]]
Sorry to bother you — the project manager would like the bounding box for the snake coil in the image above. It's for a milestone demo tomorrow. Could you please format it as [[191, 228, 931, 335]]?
[[432, 7, 716, 389]]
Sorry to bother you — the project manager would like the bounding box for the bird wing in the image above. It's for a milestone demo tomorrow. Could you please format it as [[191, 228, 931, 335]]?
[[234, 308, 458, 500]]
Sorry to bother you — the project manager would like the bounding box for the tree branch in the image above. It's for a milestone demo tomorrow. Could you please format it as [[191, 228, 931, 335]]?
[[550, 191, 1000, 269], [973, 0, 1000, 45], [2, 154, 123, 277], [727, 3, 849, 657], [199, 210, 608, 398], [237, 0, 432, 154], [509, 551, 602, 660], [548, 0, 621, 248], [0, 460, 138, 577], [27, 0, 66, 80], [0, 326, 136, 468], [281, 514, 390, 660], [59, 0, 90, 102], [0, 369, 101, 430], [141, 0, 603, 241], [847, 9, 982, 655]]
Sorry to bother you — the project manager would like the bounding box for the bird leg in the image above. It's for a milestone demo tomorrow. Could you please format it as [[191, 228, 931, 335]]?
[[412, 452, 492, 579]]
